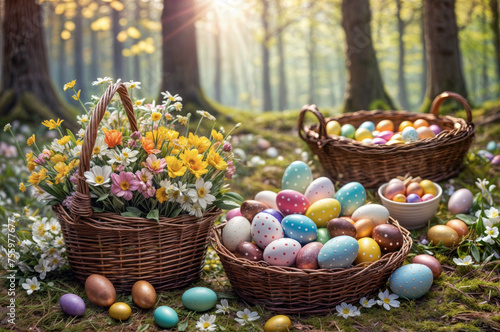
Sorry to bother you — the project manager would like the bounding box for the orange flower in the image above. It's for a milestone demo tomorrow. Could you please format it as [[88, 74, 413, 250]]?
[[141, 137, 161, 154], [104, 130, 122, 148]]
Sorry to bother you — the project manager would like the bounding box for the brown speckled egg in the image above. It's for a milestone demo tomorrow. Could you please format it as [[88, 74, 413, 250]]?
[[411, 254, 442, 279], [354, 218, 374, 239], [131, 280, 157, 309], [295, 242, 323, 269], [240, 200, 268, 222], [427, 225, 459, 247], [235, 241, 264, 262], [445, 219, 469, 238], [372, 224, 404, 252], [406, 182, 424, 197], [327, 218, 357, 238], [384, 179, 406, 200]]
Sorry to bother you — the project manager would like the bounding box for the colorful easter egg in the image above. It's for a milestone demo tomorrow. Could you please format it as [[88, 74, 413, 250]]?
[[354, 237, 381, 265], [60, 294, 85, 316], [421, 194, 435, 202], [252, 213, 284, 249], [478, 150, 494, 161], [384, 179, 406, 200], [304, 177, 335, 204], [318, 235, 359, 269], [276, 189, 311, 216], [334, 182, 366, 216], [372, 137, 387, 145], [492, 155, 500, 165], [389, 264, 433, 299], [427, 225, 459, 247], [402, 127, 419, 142], [376, 120, 394, 132], [372, 224, 404, 252], [282, 161, 313, 193], [181, 287, 217, 312], [359, 121, 376, 132], [327, 218, 357, 238], [391, 133, 403, 141], [486, 140, 497, 152], [154, 306, 179, 329], [226, 208, 241, 221], [413, 119, 430, 128], [354, 218, 374, 239], [132, 280, 157, 309], [393, 194, 406, 202], [429, 124, 442, 135], [416, 126, 435, 139], [351, 204, 389, 226], [261, 208, 284, 223], [281, 214, 317, 245], [235, 241, 264, 261], [355, 128, 373, 141], [420, 180, 436, 196], [448, 188, 473, 215], [361, 138, 373, 144], [341, 124, 356, 138], [376, 130, 394, 141], [398, 121, 414, 132], [406, 182, 424, 197], [109, 302, 131, 320], [305, 198, 341, 228], [411, 254, 442, 279], [85, 274, 116, 307], [254, 191, 278, 210], [264, 238, 301, 266], [316, 228, 330, 244], [326, 121, 341, 136], [445, 219, 469, 237], [240, 200, 268, 222], [295, 242, 323, 269], [264, 315, 292, 332], [222, 216, 252, 252]]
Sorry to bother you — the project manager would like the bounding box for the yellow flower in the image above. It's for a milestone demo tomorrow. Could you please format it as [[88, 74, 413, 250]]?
[[156, 187, 169, 203], [207, 150, 227, 171], [19, 183, 26, 192], [165, 113, 172, 120], [42, 119, 64, 130], [180, 148, 208, 178], [4, 123, 11, 132], [50, 154, 67, 164], [151, 112, 162, 122], [169, 136, 187, 155], [177, 115, 188, 126], [28, 169, 47, 185], [54, 160, 78, 184], [26, 151, 34, 162], [63, 80, 76, 91], [188, 133, 211, 154], [165, 156, 187, 178], [211, 129, 223, 142], [28, 161, 37, 172], [57, 136, 71, 146], [27, 134, 35, 146], [135, 100, 142, 106], [72, 89, 81, 100]]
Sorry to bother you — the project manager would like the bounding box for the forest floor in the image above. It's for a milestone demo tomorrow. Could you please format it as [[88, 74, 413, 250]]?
[[1, 102, 499, 331]]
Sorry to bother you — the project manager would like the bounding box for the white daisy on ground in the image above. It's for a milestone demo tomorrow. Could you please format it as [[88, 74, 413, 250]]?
[[48, 254, 66, 269], [215, 299, 230, 314], [84, 165, 112, 188], [235, 308, 260, 326], [188, 178, 216, 209], [479, 226, 499, 245], [453, 255, 478, 266], [32, 218, 53, 242], [34, 257, 52, 280], [22, 277, 40, 295], [336, 302, 361, 318], [196, 314, 216, 331], [377, 290, 400, 311], [485, 207, 499, 225], [359, 296, 377, 308], [20, 239, 34, 254]]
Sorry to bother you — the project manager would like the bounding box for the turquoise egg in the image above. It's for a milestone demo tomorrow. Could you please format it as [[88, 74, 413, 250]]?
[[389, 264, 433, 299], [282, 161, 313, 193], [486, 140, 497, 152], [317, 235, 359, 268], [316, 228, 330, 244], [154, 306, 179, 328], [401, 127, 419, 142], [359, 121, 375, 132], [334, 182, 366, 216], [341, 124, 356, 139], [181, 287, 217, 312], [281, 215, 317, 245]]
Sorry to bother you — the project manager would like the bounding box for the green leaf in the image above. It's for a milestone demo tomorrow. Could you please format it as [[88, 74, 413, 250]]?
[[170, 208, 182, 218], [112, 196, 124, 208], [66, 128, 76, 142], [92, 206, 105, 213], [178, 321, 188, 331], [219, 326, 226, 331], [126, 206, 143, 217], [121, 212, 138, 218], [137, 324, 150, 332], [214, 200, 241, 211], [146, 209, 159, 222], [471, 244, 480, 263], [222, 192, 245, 204], [97, 193, 109, 202], [455, 214, 477, 225]]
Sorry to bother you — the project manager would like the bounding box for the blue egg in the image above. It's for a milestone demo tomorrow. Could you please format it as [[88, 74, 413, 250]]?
[[486, 141, 497, 152], [181, 287, 217, 312], [359, 121, 375, 132], [281, 215, 317, 245], [401, 127, 419, 142], [317, 235, 359, 268], [154, 306, 179, 328], [261, 209, 284, 223], [389, 264, 433, 299], [334, 182, 366, 216], [282, 161, 313, 193]]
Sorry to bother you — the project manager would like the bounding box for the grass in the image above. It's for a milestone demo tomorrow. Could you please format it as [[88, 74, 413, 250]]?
[[1, 102, 499, 331]]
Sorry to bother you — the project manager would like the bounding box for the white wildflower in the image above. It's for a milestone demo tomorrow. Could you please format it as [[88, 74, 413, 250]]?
[[336, 302, 361, 318], [22, 277, 40, 295], [377, 289, 400, 311]]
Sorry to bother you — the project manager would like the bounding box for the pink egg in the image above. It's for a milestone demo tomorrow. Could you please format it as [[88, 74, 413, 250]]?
[[384, 179, 406, 200], [263, 238, 301, 267], [276, 189, 311, 216], [226, 208, 241, 221], [372, 137, 387, 145], [493, 155, 500, 165], [252, 213, 284, 249], [448, 188, 473, 215], [421, 194, 435, 202], [376, 130, 394, 141], [429, 124, 442, 135], [406, 193, 422, 203]]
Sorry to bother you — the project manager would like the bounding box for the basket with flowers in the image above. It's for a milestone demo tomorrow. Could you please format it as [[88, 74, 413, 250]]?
[[12, 79, 241, 291]]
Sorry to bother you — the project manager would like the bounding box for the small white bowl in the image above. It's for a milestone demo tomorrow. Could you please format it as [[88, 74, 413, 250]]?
[[378, 182, 442, 230]]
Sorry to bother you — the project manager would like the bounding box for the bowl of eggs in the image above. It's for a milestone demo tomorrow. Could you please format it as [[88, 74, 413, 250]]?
[[378, 178, 442, 230]]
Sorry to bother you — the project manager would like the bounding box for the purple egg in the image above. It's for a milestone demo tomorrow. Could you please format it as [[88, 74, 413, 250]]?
[[376, 130, 394, 141], [478, 150, 494, 161], [406, 193, 422, 203], [60, 293, 86, 316], [492, 155, 500, 165], [372, 137, 387, 145], [421, 194, 435, 202], [226, 208, 241, 221], [261, 208, 284, 223], [429, 124, 442, 136]]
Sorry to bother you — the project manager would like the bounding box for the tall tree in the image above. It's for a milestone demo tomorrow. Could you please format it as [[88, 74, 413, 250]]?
[[0, 0, 76, 128], [307, 15, 316, 105], [277, 31, 287, 111], [341, 0, 394, 112], [74, 1, 85, 100], [260, 0, 272, 111], [213, 10, 222, 102], [490, 0, 500, 93], [111, 5, 124, 79], [396, 0, 409, 110], [57, 13, 67, 90], [423, 0, 467, 109], [420, 4, 427, 103]]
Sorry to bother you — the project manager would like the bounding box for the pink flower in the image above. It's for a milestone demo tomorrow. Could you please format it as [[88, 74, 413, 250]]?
[[116, 165, 126, 172], [223, 142, 232, 152], [225, 160, 236, 179], [34, 152, 50, 165], [135, 169, 156, 198], [141, 155, 166, 174], [111, 171, 140, 200]]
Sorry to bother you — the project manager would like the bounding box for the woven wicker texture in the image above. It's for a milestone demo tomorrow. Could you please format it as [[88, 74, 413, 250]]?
[[55, 83, 221, 292], [299, 92, 475, 188], [211, 218, 412, 314]]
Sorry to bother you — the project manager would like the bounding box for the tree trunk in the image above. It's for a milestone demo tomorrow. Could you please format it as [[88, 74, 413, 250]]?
[[423, 0, 467, 110], [133, 4, 141, 89], [112, 7, 124, 80], [277, 32, 287, 111], [341, 0, 394, 112], [57, 13, 66, 91], [213, 10, 222, 102], [490, 0, 500, 94], [420, 4, 427, 103], [396, 0, 409, 110], [482, 10, 490, 102], [90, 29, 99, 86], [261, 0, 272, 111], [0, 0, 76, 129], [74, 1, 85, 100], [307, 17, 316, 105]]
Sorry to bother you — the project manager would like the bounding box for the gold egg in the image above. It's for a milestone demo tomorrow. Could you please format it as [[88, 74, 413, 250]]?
[[264, 315, 292, 332], [391, 133, 403, 141], [109, 302, 131, 321], [406, 182, 424, 197], [376, 120, 395, 132], [414, 119, 430, 128], [354, 218, 374, 239], [420, 180, 436, 196], [326, 121, 341, 136], [427, 225, 459, 247], [398, 121, 414, 132], [386, 139, 405, 145], [355, 237, 381, 265], [392, 194, 406, 203]]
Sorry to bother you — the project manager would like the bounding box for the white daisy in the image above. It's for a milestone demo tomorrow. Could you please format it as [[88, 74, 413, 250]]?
[[120, 147, 139, 166], [84, 165, 112, 188], [92, 77, 113, 86], [77, 114, 89, 125], [22, 277, 40, 295], [77, 128, 85, 138], [359, 296, 377, 308], [453, 255, 478, 266], [336, 302, 361, 318], [215, 299, 230, 314], [485, 207, 500, 225], [92, 136, 108, 158], [235, 308, 260, 326], [480, 226, 499, 245], [46, 219, 61, 234], [188, 178, 216, 209], [48, 254, 66, 269], [196, 314, 216, 331], [188, 201, 204, 218], [34, 257, 52, 280], [0, 247, 8, 270], [196, 110, 216, 121], [161, 91, 182, 102], [168, 182, 186, 204], [20, 239, 34, 254], [51, 236, 65, 248], [32, 218, 53, 242], [123, 80, 141, 89], [70, 144, 82, 157], [377, 290, 400, 311], [50, 138, 65, 153]]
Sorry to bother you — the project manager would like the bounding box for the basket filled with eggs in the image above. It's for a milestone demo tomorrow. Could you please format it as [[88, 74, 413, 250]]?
[[298, 91, 475, 188], [211, 161, 412, 314]]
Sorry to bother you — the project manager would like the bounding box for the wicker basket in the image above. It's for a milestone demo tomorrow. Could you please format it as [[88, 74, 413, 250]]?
[[298, 92, 475, 188], [54, 83, 221, 292], [211, 218, 412, 314]]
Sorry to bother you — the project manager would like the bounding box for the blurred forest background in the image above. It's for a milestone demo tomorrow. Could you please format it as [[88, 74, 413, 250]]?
[[1, 0, 500, 127]]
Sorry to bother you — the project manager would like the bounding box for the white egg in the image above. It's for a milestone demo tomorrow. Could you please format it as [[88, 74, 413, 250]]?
[[222, 217, 252, 252], [254, 191, 279, 210], [351, 204, 390, 226]]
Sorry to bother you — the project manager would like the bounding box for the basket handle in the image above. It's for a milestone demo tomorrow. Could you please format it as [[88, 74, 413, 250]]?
[[298, 104, 328, 141], [70, 83, 138, 218], [430, 91, 472, 123]]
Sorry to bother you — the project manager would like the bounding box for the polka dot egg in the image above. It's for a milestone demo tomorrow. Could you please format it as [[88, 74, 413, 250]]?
[[276, 189, 311, 216], [252, 213, 284, 249], [263, 238, 302, 267], [354, 237, 381, 265], [334, 182, 366, 216], [281, 214, 318, 245], [317, 235, 359, 269], [281, 161, 313, 193], [401, 126, 419, 143], [304, 177, 335, 204], [305, 198, 341, 228], [389, 263, 433, 299]]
